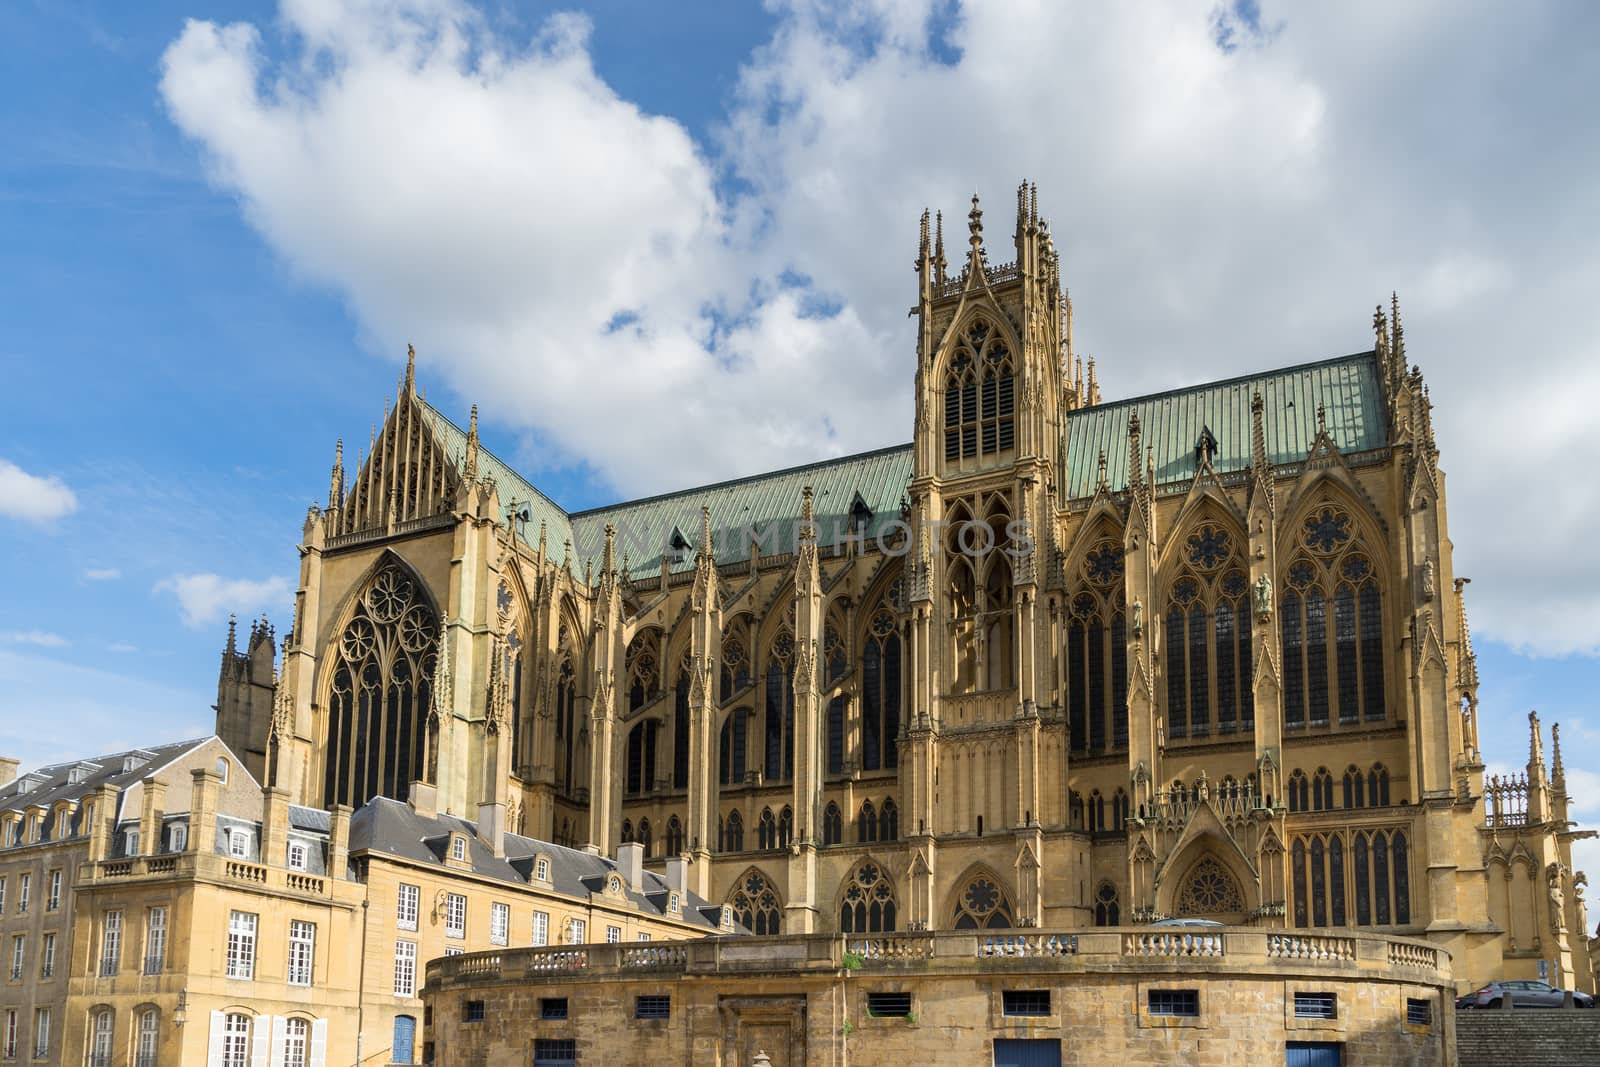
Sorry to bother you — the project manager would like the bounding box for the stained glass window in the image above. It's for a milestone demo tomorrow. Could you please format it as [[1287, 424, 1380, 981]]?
[[841, 862, 897, 933], [943, 319, 1014, 462], [952, 875, 1013, 929], [728, 870, 781, 935]]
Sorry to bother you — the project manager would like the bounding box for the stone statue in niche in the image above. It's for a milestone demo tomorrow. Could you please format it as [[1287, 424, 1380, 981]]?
[[1422, 557, 1436, 600], [1548, 863, 1567, 934], [1130, 598, 1144, 639], [1253, 575, 1273, 622]]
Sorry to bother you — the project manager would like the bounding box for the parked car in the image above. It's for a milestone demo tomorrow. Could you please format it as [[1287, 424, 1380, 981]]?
[[1455, 980, 1595, 1009], [1149, 918, 1224, 927]]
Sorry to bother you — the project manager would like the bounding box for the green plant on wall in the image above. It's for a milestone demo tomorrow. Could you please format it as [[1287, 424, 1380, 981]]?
[[841, 950, 863, 972]]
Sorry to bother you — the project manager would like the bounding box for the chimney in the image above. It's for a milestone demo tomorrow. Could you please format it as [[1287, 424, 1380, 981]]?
[[137, 776, 167, 858], [189, 768, 220, 855], [0, 757, 17, 788], [328, 804, 352, 878], [85, 783, 119, 863], [262, 787, 290, 868], [618, 842, 644, 890], [409, 780, 438, 820], [477, 801, 505, 860], [664, 856, 687, 893]]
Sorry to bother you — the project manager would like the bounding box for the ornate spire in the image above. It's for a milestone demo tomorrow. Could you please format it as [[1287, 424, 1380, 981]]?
[[1016, 180, 1028, 237], [1127, 412, 1143, 490], [933, 210, 946, 282], [1552, 723, 1566, 787], [1096, 450, 1108, 492], [431, 624, 452, 723], [800, 484, 815, 531], [537, 519, 548, 558], [1086, 356, 1099, 405], [698, 504, 714, 560], [919, 208, 930, 261], [404, 343, 416, 395], [327, 438, 345, 512], [967, 192, 984, 266], [225, 613, 238, 658], [1454, 577, 1479, 690], [1250, 392, 1267, 471], [1528, 710, 1546, 780], [1317, 402, 1327, 436]]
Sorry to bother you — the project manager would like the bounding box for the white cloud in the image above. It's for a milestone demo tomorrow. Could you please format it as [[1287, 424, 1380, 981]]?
[[82, 567, 122, 581], [158, 0, 1600, 657], [0, 459, 78, 522], [156, 573, 294, 627], [107, 642, 137, 654], [1, 631, 70, 648]]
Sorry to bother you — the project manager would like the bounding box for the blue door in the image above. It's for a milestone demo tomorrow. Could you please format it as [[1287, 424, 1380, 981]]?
[[994, 1039, 1062, 1067], [393, 1015, 417, 1064], [1286, 1042, 1341, 1067]]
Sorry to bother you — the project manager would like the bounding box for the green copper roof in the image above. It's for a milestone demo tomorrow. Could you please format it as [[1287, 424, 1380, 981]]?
[[1061, 352, 1387, 499], [571, 444, 915, 578]]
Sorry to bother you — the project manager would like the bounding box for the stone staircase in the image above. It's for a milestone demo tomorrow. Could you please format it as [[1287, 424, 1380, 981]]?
[[1456, 1009, 1600, 1066]]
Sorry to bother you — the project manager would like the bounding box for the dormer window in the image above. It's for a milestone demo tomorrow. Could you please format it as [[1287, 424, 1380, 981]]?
[[608, 874, 622, 894], [667, 527, 691, 566], [719, 905, 735, 932], [169, 824, 187, 852], [124, 830, 139, 857], [668, 891, 681, 915], [849, 494, 873, 538], [287, 841, 308, 871], [227, 830, 248, 859], [535, 857, 550, 882], [451, 836, 467, 862]]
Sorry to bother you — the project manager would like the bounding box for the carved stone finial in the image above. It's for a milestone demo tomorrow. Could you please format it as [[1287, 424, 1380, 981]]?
[[404, 343, 416, 393]]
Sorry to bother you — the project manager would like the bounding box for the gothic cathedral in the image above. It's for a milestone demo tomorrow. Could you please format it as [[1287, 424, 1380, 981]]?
[[216, 184, 1595, 992]]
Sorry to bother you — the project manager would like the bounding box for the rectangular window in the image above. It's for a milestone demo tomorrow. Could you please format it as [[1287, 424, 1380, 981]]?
[[463, 1000, 486, 1023], [17, 874, 28, 914], [169, 824, 187, 851], [532, 911, 549, 946], [397, 883, 420, 931], [228, 830, 248, 858], [0, 875, 6, 913], [226, 911, 257, 979], [287, 920, 316, 986], [221, 1013, 249, 1067], [126, 829, 140, 857], [490, 902, 510, 946], [287, 841, 308, 871], [451, 837, 467, 861], [32, 1009, 49, 1059], [1001, 990, 1051, 1016], [533, 1038, 577, 1067], [568, 919, 585, 944], [635, 995, 671, 1020], [394, 940, 417, 997], [145, 908, 167, 974], [1293, 992, 1337, 1019], [535, 857, 550, 882], [46, 870, 61, 911], [8, 936, 21, 980], [606, 925, 621, 944], [100, 911, 122, 975], [865, 992, 912, 1018], [283, 1018, 308, 1067], [2, 1008, 14, 1059], [445, 893, 466, 938], [1147, 989, 1199, 1017], [39, 933, 54, 979], [540, 998, 568, 1020], [638, 932, 652, 942], [444, 947, 463, 957], [1406, 998, 1432, 1026], [135, 1011, 159, 1067]]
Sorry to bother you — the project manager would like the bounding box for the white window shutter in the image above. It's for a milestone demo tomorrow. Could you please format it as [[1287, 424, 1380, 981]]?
[[269, 1016, 287, 1067], [309, 1020, 328, 1067], [250, 1016, 271, 1067], [207, 1011, 226, 1067]]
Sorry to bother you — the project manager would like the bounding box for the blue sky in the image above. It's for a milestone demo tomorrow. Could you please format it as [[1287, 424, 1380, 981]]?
[[2, 0, 1597, 869]]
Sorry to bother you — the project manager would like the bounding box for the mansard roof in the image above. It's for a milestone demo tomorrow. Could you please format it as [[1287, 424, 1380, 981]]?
[[1061, 350, 1387, 500], [0, 736, 211, 817], [571, 443, 914, 579]]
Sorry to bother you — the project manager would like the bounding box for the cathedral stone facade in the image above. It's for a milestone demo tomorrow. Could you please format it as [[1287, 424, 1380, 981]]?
[[219, 184, 1595, 995]]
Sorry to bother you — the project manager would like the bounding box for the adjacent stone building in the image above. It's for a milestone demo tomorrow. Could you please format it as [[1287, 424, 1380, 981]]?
[[421, 927, 1456, 1067]]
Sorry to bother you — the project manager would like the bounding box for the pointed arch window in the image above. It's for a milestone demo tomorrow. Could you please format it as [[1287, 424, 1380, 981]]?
[[764, 632, 796, 782], [1162, 523, 1252, 742], [1281, 506, 1386, 730], [943, 319, 1014, 462], [626, 630, 660, 712], [757, 808, 778, 851], [665, 815, 684, 856], [1287, 769, 1309, 813], [858, 800, 878, 843], [323, 563, 438, 809], [554, 652, 578, 795], [1298, 829, 1408, 929], [1068, 538, 1129, 755], [720, 621, 752, 702], [826, 696, 845, 776], [637, 818, 652, 857], [1311, 768, 1334, 811], [822, 802, 842, 846], [840, 862, 897, 933], [880, 799, 898, 841], [952, 874, 1014, 929], [624, 720, 659, 796], [947, 548, 979, 695], [824, 615, 848, 682], [862, 607, 902, 770], [719, 709, 749, 786], [719, 810, 744, 853], [778, 806, 793, 849], [727, 870, 781, 935], [1370, 763, 1390, 806], [1094, 882, 1119, 926], [673, 662, 690, 790]]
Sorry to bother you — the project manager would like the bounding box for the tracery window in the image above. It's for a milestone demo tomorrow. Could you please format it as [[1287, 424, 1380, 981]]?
[[1287, 769, 1310, 813], [862, 606, 902, 771], [554, 651, 578, 795], [826, 696, 845, 776], [719, 709, 749, 786], [672, 659, 690, 790], [858, 800, 878, 843], [778, 806, 793, 849], [624, 720, 659, 796], [1094, 882, 1120, 926], [825, 615, 848, 682], [1162, 522, 1253, 741], [665, 815, 684, 856], [757, 808, 778, 850], [840, 861, 897, 933], [626, 629, 660, 712], [1089, 790, 1106, 833], [943, 318, 1015, 462], [1340, 763, 1391, 809], [324, 563, 438, 808], [1174, 856, 1245, 916], [952, 874, 1014, 929], [764, 631, 796, 782], [822, 802, 842, 845], [727, 870, 782, 935], [1112, 789, 1130, 831], [1294, 829, 1409, 928], [637, 818, 652, 857], [1311, 768, 1334, 811], [718, 810, 744, 852], [1068, 538, 1129, 753], [880, 799, 898, 841], [1281, 505, 1386, 729], [720, 618, 753, 702]]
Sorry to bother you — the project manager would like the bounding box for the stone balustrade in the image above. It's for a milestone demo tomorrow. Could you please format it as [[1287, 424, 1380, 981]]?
[[80, 852, 338, 899], [426, 926, 1450, 986]]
